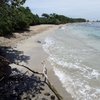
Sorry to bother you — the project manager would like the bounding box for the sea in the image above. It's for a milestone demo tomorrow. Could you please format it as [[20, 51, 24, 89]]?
[[43, 22, 100, 100]]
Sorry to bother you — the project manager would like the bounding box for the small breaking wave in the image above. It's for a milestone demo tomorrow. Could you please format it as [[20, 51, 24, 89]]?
[[54, 67, 100, 100], [42, 37, 100, 100]]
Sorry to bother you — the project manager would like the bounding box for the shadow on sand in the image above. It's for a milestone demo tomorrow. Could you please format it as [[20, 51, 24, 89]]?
[[0, 46, 30, 63], [0, 68, 45, 100], [0, 46, 57, 100]]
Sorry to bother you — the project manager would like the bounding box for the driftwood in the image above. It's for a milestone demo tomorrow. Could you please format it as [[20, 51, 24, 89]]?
[[0, 55, 63, 100], [41, 61, 63, 100], [15, 62, 44, 76], [0, 77, 4, 82], [14, 63, 63, 100], [45, 77, 63, 100]]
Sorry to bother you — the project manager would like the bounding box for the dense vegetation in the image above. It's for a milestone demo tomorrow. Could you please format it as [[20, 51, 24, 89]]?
[[0, 0, 36, 35], [40, 13, 86, 24], [0, 0, 86, 36]]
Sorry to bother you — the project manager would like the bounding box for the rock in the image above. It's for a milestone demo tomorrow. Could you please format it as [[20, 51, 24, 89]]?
[[0, 56, 11, 79], [50, 95, 55, 100], [37, 40, 41, 43], [44, 92, 50, 96], [41, 98, 48, 100]]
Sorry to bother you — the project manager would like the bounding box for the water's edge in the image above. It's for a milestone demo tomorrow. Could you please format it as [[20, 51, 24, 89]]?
[[42, 23, 100, 100]]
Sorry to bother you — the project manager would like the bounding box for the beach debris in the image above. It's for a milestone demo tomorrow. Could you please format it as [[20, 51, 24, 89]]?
[[15, 62, 63, 100], [37, 40, 46, 44], [51, 95, 55, 100], [37, 40, 41, 43], [44, 92, 50, 96], [0, 55, 62, 100], [41, 98, 48, 100], [15, 62, 43, 76]]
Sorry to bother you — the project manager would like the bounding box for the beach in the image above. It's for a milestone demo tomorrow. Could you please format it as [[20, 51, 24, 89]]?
[[0, 25, 53, 47], [1, 23, 100, 100], [0, 25, 73, 100]]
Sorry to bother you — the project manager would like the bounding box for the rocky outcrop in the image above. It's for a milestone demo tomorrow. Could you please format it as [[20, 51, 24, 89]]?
[[0, 56, 11, 79]]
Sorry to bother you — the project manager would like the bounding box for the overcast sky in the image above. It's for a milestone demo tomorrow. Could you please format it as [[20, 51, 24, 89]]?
[[24, 0, 100, 20]]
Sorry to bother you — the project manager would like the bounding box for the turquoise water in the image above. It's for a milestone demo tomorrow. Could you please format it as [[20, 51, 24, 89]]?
[[43, 22, 100, 100]]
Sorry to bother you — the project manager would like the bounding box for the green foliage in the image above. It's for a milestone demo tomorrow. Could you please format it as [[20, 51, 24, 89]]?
[[0, 18, 12, 35], [31, 14, 40, 25], [72, 18, 86, 22], [42, 13, 49, 18], [12, 7, 33, 30], [0, 4, 13, 35], [0, 0, 86, 36], [0, 1, 34, 35], [40, 13, 86, 25]]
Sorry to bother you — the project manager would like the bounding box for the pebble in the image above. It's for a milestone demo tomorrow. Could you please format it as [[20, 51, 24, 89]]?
[[50, 95, 55, 100]]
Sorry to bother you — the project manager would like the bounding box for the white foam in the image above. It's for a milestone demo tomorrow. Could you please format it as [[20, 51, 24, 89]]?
[[43, 36, 100, 76], [54, 67, 100, 100], [42, 36, 100, 100], [48, 55, 100, 80], [43, 37, 55, 54]]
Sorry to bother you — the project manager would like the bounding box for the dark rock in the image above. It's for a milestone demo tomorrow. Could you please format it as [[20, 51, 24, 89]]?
[[37, 40, 41, 43], [50, 95, 55, 100], [32, 94, 35, 97], [41, 98, 48, 100], [44, 92, 50, 96]]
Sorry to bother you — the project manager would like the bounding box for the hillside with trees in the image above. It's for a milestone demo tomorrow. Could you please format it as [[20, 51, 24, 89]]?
[[0, 0, 86, 36]]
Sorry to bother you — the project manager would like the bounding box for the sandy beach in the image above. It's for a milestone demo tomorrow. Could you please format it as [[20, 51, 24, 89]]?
[[0, 25, 73, 100], [0, 25, 54, 47]]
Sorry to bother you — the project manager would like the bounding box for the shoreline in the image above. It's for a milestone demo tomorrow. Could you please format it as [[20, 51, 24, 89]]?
[[1, 24, 73, 100], [0, 25, 54, 47]]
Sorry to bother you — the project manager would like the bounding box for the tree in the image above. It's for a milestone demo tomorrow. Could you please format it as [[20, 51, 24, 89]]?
[[4, 0, 26, 6], [0, 0, 33, 35], [42, 13, 49, 18], [0, 0, 86, 36]]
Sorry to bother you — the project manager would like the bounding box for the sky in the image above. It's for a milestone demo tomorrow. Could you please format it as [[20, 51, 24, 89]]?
[[24, 0, 100, 20]]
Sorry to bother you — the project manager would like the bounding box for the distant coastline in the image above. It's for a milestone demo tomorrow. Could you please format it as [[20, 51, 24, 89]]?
[[0, 1, 86, 36]]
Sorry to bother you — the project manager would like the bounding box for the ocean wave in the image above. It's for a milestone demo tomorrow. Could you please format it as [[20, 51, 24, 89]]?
[[43, 37, 100, 80], [54, 68, 100, 100], [42, 37, 100, 100], [50, 57, 100, 80]]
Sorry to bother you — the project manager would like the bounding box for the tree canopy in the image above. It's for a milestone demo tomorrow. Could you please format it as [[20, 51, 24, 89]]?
[[40, 13, 86, 24], [0, 0, 86, 36]]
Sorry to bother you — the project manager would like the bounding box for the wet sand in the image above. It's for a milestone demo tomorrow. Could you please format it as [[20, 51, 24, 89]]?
[[0, 25, 73, 100]]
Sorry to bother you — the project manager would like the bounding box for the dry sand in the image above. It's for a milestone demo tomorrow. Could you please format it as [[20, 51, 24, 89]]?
[[0, 25, 73, 100], [0, 25, 53, 47]]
